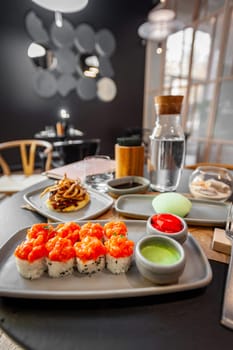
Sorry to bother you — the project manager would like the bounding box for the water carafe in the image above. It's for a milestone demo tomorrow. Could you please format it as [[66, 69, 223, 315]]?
[[148, 95, 185, 192]]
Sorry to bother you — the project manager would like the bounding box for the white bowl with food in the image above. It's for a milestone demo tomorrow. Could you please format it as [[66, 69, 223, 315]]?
[[107, 176, 150, 197], [135, 235, 186, 285], [146, 213, 188, 244]]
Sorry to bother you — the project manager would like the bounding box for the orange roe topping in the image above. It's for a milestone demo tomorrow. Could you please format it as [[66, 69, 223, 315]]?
[[79, 222, 104, 240], [74, 236, 106, 262], [26, 223, 56, 243], [55, 222, 81, 244], [104, 221, 128, 239], [104, 236, 134, 258], [14, 235, 47, 262], [45, 236, 75, 262]]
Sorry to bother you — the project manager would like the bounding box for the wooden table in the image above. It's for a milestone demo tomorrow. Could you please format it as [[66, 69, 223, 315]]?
[[0, 172, 233, 350]]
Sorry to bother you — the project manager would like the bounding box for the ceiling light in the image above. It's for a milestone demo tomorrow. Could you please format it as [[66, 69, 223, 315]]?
[[138, 7, 183, 42], [148, 9, 175, 22], [138, 22, 174, 41], [31, 0, 88, 13]]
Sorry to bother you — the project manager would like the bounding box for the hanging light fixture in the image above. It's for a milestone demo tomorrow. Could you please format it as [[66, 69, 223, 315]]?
[[31, 0, 88, 13], [31, 0, 89, 28], [138, 6, 183, 42], [148, 8, 175, 22]]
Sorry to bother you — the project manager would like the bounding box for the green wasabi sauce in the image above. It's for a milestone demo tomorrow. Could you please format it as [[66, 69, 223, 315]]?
[[141, 242, 180, 265]]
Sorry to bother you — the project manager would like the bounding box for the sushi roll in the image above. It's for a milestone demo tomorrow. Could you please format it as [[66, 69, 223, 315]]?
[[45, 236, 75, 278], [14, 235, 47, 279], [79, 222, 104, 241], [55, 221, 81, 244], [104, 235, 134, 274], [74, 236, 106, 274], [103, 221, 128, 240]]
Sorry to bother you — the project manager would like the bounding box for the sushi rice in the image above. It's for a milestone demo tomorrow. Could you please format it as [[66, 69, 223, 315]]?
[[45, 236, 76, 278], [46, 257, 75, 278], [106, 254, 132, 274], [104, 235, 134, 274], [76, 255, 105, 274], [74, 236, 106, 274], [15, 256, 46, 280]]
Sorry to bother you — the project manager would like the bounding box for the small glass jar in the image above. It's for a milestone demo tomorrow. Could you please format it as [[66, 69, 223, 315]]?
[[189, 166, 233, 201]]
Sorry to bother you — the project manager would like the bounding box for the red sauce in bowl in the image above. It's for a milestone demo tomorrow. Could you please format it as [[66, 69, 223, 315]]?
[[151, 214, 183, 233]]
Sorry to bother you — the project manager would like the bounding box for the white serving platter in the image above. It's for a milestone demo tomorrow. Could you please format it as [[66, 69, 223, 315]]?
[[24, 186, 113, 222], [115, 194, 230, 227], [0, 220, 212, 300]]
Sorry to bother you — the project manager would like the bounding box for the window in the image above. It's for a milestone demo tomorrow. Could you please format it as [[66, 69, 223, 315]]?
[[143, 0, 233, 165]]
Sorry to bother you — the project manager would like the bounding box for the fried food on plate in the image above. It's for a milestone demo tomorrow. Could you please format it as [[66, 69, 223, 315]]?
[[40, 174, 90, 212]]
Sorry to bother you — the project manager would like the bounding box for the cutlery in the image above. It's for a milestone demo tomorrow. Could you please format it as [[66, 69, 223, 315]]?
[[221, 202, 233, 330]]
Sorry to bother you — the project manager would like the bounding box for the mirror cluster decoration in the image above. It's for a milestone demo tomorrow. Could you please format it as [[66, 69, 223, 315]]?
[[25, 10, 117, 102]]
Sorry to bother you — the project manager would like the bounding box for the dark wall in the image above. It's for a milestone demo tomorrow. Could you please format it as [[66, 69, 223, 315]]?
[[0, 0, 154, 158]]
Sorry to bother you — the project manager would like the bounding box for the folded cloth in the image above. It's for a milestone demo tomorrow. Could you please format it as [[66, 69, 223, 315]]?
[[43, 159, 115, 181], [21, 204, 37, 212]]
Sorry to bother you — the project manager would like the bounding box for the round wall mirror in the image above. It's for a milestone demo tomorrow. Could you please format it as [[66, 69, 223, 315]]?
[[78, 53, 99, 78], [27, 42, 56, 69]]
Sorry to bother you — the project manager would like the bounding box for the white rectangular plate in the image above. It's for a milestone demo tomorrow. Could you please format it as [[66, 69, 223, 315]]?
[[0, 221, 212, 299], [24, 186, 113, 222], [115, 194, 230, 226]]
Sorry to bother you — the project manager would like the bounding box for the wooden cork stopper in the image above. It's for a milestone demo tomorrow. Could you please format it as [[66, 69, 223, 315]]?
[[154, 95, 183, 115]]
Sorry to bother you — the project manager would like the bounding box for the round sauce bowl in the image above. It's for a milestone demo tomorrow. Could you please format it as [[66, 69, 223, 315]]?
[[146, 213, 188, 244], [135, 235, 186, 285]]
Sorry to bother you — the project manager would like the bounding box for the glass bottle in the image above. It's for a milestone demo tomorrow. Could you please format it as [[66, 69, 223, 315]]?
[[148, 95, 185, 192]]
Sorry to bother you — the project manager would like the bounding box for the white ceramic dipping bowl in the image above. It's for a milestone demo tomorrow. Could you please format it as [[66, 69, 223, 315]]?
[[146, 213, 188, 244], [135, 235, 186, 285]]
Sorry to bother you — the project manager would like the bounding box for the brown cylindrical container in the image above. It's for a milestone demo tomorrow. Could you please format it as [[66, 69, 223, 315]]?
[[115, 144, 144, 178]]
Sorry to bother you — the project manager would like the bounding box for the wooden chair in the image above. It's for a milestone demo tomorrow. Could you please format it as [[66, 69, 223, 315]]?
[[185, 162, 233, 170], [0, 139, 53, 193]]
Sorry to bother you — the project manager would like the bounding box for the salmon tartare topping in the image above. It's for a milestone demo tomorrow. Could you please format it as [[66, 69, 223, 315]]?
[[104, 235, 134, 258], [79, 222, 104, 240], [104, 221, 128, 239], [45, 236, 75, 262], [55, 221, 81, 244], [74, 236, 106, 262], [14, 235, 47, 262]]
